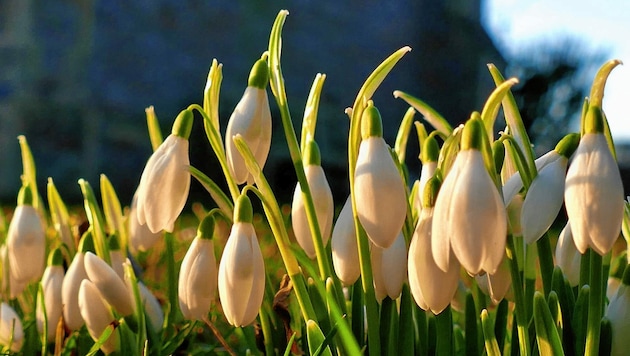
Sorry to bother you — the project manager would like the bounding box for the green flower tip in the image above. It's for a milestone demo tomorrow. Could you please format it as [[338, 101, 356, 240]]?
[[423, 175, 442, 208], [583, 105, 605, 134], [197, 214, 216, 240], [361, 101, 383, 139], [78, 229, 96, 254], [303, 139, 322, 166], [421, 135, 439, 163], [108, 233, 121, 251], [234, 194, 253, 223], [17, 182, 34, 206], [247, 58, 269, 89], [461, 115, 484, 150], [171, 109, 194, 139], [554, 133, 580, 158], [48, 248, 64, 266]]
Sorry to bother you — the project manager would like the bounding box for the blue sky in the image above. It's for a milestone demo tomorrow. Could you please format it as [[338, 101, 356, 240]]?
[[483, 0, 630, 141]]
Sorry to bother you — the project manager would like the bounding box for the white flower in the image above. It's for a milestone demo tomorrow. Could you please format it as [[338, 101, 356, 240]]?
[[331, 196, 360, 286], [37, 249, 64, 342], [409, 207, 460, 314], [84, 252, 134, 317], [0, 303, 23, 353], [521, 151, 568, 244], [225, 59, 272, 185], [371, 232, 407, 301], [432, 118, 507, 275], [554, 222, 581, 287], [354, 103, 407, 249], [137, 281, 164, 332], [292, 159, 334, 259], [136, 109, 193, 233], [79, 279, 120, 355], [7, 185, 46, 285], [129, 190, 161, 252], [178, 216, 218, 321], [62, 232, 93, 331], [565, 132, 624, 255], [475, 256, 511, 304], [605, 268, 630, 356], [218, 195, 265, 326]]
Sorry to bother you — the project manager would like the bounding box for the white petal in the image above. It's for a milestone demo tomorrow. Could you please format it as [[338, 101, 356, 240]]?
[[292, 165, 334, 259], [79, 280, 120, 354], [380, 232, 407, 299], [555, 222, 581, 286], [7, 205, 46, 283], [521, 157, 567, 244], [331, 196, 360, 286], [62, 252, 88, 331], [409, 208, 459, 314], [179, 237, 217, 320], [138, 282, 164, 332], [129, 191, 161, 252], [84, 252, 134, 316], [0, 303, 23, 352], [37, 265, 64, 341], [565, 134, 624, 255]]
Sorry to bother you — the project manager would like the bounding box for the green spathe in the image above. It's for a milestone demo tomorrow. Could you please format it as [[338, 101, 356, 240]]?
[[198, 214, 216, 240], [584, 105, 605, 134], [171, 109, 194, 139], [461, 117, 484, 151], [554, 133, 580, 158], [421, 135, 440, 163], [303, 139, 322, 166], [361, 101, 383, 139]]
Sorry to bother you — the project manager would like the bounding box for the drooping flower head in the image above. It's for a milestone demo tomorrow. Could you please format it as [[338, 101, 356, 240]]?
[[413, 134, 439, 214], [37, 248, 64, 342], [371, 232, 407, 301], [78, 279, 120, 355], [136, 109, 193, 233], [432, 116, 507, 275], [218, 194, 265, 327], [331, 196, 360, 286], [409, 176, 460, 314], [84, 252, 134, 317], [179, 213, 218, 320], [564, 105, 624, 255], [0, 303, 23, 353], [354, 101, 407, 249], [555, 222, 581, 287], [62, 229, 95, 331], [226, 57, 272, 185], [292, 140, 334, 259], [7, 182, 46, 289]]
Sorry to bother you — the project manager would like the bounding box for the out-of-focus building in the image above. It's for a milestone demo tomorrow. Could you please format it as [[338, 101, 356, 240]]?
[[0, 0, 504, 204]]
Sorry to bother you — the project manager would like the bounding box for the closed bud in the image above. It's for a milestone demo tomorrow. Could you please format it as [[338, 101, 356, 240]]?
[[37, 248, 64, 341], [78, 279, 120, 354], [84, 252, 134, 317], [331, 196, 360, 286]]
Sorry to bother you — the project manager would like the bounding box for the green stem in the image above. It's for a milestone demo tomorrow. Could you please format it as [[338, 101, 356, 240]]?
[[506, 234, 531, 356], [537, 233, 554, 296], [585, 251, 603, 356], [435, 306, 453, 356], [164, 232, 179, 340]]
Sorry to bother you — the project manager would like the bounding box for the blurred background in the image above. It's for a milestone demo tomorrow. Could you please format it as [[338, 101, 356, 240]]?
[[0, 0, 628, 207]]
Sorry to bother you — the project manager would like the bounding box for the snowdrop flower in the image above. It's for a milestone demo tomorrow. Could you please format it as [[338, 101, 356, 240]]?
[[331, 196, 360, 286], [136, 109, 193, 233], [521, 134, 579, 244], [0, 245, 25, 299], [0, 303, 23, 353], [129, 190, 161, 252], [178, 214, 218, 320], [371, 232, 407, 301], [79, 279, 120, 355], [432, 117, 507, 275], [225, 58, 272, 185], [84, 252, 134, 317], [292, 140, 334, 259], [417, 135, 439, 210], [475, 256, 511, 304], [565, 106, 624, 255], [354, 102, 407, 249], [62, 230, 94, 331], [7, 183, 45, 287], [409, 177, 460, 314], [137, 281, 164, 332], [502, 149, 560, 206], [606, 265, 630, 356], [218, 194, 265, 326], [37, 248, 64, 342], [554, 222, 581, 287]]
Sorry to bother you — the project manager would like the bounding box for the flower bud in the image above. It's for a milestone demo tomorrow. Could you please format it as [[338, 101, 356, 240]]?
[[354, 102, 407, 249], [37, 248, 64, 341], [178, 215, 218, 320], [371, 232, 407, 301], [0, 303, 23, 352], [218, 195, 265, 326], [62, 231, 94, 331], [129, 190, 162, 252], [225, 58, 272, 185], [292, 140, 334, 259], [331, 196, 360, 286], [554, 222, 581, 287], [136, 109, 193, 233]]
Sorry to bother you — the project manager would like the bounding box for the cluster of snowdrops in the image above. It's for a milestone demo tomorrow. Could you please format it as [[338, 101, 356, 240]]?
[[1, 10, 630, 356]]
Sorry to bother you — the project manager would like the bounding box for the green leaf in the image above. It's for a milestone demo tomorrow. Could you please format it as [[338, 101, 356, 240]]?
[[480, 77, 519, 142], [145, 106, 163, 152], [100, 174, 127, 251], [301, 73, 327, 153], [78, 179, 110, 264], [393, 90, 452, 137], [481, 309, 501, 356], [533, 291, 564, 355], [394, 107, 416, 163], [189, 165, 234, 219]]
